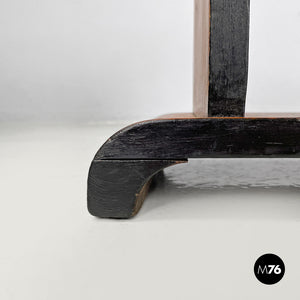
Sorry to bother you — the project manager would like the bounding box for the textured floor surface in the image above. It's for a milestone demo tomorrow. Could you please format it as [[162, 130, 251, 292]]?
[[1, 122, 300, 300]]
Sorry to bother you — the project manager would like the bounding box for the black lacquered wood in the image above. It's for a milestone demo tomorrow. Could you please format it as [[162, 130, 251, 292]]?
[[87, 0, 298, 220], [88, 118, 300, 218], [96, 118, 300, 160], [208, 0, 250, 117], [88, 160, 186, 219]]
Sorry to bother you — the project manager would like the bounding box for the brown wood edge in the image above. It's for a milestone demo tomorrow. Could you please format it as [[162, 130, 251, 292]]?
[[131, 160, 187, 217], [115, 113, 300, 136], [157, 113, 300, 120], [88, 159, 187, 219]]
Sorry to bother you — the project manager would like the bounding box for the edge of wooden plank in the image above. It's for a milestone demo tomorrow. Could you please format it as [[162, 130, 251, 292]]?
[[193, 0, 210, 117]]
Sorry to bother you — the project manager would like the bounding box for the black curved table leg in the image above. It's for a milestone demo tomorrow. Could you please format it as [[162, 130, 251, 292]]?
[[88, 117, 300, 219], [88, 159, 187, 219]]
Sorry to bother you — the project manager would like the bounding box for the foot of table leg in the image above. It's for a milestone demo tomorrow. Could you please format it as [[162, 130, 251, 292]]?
[[88, 159, 187, 219]]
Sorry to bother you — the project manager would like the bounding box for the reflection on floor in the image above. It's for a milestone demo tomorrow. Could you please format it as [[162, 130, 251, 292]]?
[[139, 159, 300, 221]]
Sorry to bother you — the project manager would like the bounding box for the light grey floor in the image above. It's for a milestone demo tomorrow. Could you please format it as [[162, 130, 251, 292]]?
[[1, 122, 300, 300]]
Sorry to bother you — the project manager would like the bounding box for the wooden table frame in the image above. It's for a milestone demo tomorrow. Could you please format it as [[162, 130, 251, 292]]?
[[88, 0, 300, 219]]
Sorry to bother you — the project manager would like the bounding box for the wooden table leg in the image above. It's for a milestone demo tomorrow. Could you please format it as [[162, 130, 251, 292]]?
[[88, 117, 300, 218], [88, 160, 186, 219]]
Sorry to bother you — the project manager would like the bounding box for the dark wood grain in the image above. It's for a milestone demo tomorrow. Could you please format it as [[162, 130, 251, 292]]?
[[209, 0, 250, 117], [96, 118, 300, 160], [89, 117, 300, 218], [87, 0, 298, 219], [194, 0, 250, 117]]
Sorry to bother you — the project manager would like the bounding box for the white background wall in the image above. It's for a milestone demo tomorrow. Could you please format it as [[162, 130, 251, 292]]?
[[1, 3, 300, 299], [0, 0, 300, 122]]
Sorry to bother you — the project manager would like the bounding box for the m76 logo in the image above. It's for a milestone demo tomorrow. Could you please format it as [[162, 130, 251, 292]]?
[[254, 254, 285, 285], [257, 265, 282, 275]]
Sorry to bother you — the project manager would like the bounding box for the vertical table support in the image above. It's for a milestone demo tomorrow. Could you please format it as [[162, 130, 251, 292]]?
[[87, 0, 300, 219], [194, 0, 250, 117]]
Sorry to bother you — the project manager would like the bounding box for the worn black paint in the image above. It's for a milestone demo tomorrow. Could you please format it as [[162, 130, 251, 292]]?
[[88, 118, 300, 218], [208, 0, 250, 117], [87, 0, 298, 219], [96, 118, 300, 160]]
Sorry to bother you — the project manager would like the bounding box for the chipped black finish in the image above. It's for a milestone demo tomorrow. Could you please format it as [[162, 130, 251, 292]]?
[[209, 0, 250, 117]]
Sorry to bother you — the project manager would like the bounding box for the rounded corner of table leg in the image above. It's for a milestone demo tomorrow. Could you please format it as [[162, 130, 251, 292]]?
[[87, 159, 187, 219]]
